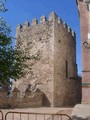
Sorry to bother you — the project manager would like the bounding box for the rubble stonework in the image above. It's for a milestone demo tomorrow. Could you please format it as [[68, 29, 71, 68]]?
[[0, 12, 81, 108], [0, 87, 43, 108]]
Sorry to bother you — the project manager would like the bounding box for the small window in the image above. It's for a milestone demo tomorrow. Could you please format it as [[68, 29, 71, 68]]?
[[66, 60, 68, 78]]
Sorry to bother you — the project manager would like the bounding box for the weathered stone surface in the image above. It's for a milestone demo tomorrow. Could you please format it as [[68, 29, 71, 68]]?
[[12, 12, 81, 107], [72, 104, 90, 120], [0, 88, 43, 108]]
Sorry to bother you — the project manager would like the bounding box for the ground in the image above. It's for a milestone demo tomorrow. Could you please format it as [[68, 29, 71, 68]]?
[[0, 107, 73, 120]]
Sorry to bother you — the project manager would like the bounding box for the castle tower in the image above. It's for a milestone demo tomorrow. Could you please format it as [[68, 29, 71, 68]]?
[[14, 12, 81, 107], [76, 0, 90, 103]]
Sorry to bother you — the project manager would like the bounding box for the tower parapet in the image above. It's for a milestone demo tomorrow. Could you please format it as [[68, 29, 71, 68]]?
[[16, 12, 76, 39]]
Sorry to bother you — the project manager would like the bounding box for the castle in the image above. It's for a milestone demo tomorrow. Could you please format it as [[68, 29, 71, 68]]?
[[0, 12, 81, 108], [14, 12, 81, 107]]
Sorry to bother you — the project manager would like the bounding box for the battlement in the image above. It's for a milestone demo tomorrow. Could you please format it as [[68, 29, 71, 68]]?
[[0, 87, 43, 108], [16, 12, 76, 39]]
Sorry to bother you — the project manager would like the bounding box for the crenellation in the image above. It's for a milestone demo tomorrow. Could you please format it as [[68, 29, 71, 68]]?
[[48, 11, 58, 21], [32, 19, 38, 26], [57, 19, 76, 38], [16, 24, 22, 38], [68, 26, 72, 33], [17, 12, 76, 40], [71, 30, 76, 38], [63, 22, 68, 29], [16, 24, 22, 30], [40, 16, 47, 23], [0, 87, 43, 108], [23, 21, 30, 28], [58, 17, 63, 24]]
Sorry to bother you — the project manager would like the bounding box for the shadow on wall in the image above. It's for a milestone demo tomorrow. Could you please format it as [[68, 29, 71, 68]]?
[[42, 93, 51, 107]]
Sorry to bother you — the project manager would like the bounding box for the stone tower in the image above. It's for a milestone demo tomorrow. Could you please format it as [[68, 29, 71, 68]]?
[[14, 12, 81, 107], [76, 0, 90, 103]]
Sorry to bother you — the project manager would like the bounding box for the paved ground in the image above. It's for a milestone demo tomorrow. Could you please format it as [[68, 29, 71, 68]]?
[[0, 107, 73, 120]]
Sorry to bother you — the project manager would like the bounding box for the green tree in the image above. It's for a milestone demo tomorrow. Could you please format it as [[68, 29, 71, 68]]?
[[0, 0, 7, 12], [0, 0, 38, 88]]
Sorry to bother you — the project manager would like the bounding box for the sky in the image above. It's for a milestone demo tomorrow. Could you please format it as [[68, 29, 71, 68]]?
[[1, 0, 82, 76]]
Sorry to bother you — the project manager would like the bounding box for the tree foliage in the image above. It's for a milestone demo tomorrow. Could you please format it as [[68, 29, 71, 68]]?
[[0, 0, 36, 88], [0, 0, 7, 12]]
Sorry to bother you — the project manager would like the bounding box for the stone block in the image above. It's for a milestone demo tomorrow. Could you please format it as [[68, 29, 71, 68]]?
[[72, 104, 90, 120]]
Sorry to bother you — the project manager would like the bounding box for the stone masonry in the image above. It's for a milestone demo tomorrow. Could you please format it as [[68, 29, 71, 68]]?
[[0, 87, 43, 108], [12, 12, 81, 107]]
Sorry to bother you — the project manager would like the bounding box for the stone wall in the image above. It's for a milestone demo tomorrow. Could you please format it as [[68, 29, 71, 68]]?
[[0, 88, 43, 108], [82, 87, 90, 103], [53, 13, 81, 107], [15, 14, 55, 106], [13, 12, 81, 107]]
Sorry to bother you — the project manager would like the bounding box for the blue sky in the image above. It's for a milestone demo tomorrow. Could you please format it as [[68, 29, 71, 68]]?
[[1, 0, 82, 76]]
